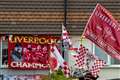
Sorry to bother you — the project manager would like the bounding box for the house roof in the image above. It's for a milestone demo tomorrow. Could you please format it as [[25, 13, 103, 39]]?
[[0, 0, 120, 35]]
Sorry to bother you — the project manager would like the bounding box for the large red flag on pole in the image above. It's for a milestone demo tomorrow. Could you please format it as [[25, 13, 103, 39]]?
[[83, 3, 120, 60]]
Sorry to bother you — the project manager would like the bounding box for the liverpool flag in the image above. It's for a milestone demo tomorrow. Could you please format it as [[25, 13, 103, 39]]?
[[83, 3, 120, 60]]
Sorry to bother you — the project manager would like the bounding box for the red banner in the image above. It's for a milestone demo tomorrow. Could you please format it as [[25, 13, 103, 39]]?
[[8, 35, 59, 69], [83, 4, 120, 60]]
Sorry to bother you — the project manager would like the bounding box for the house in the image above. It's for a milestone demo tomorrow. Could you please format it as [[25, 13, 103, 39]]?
[[0, 0, 120, 80]]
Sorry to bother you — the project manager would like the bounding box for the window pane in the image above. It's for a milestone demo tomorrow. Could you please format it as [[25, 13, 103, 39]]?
[[95, 46, 120, 65], [95, 46, 108, 63], [2, 36, 8, 66], [111, 57, 120, 64]]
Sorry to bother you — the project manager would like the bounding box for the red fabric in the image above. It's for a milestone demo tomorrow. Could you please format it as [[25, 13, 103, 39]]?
[[8, 35, 53, 69], [49, 57, 58, 71], [50, 45, 70, 77], [62, 25, 72, 47], [90, 59, 106, 77], [62, 61, 70, 78], [49, 45, 59, 71], [83, 3, 120, 60], [73, 44, 87, 68]]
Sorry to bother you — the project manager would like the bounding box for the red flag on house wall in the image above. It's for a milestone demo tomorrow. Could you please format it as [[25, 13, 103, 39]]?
[[83, 3, 120, 60], [8, 35, 59, 69]]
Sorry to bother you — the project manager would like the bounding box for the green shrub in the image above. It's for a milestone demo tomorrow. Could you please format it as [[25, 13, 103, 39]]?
[[50, 68, 72, 80]]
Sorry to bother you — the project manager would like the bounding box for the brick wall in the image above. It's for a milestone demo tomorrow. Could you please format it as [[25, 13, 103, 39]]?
[[0, 0, 119, 35]]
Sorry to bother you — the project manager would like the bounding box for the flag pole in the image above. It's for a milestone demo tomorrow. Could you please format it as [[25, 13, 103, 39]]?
[[62, 0, 68, 58], [64, 0, 67, 27], [62, 24, 64, 58]]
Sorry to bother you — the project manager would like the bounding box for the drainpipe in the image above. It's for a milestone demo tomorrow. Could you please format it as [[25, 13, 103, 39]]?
[[62, 0, 68, 58], [64, 0, 67, 27]]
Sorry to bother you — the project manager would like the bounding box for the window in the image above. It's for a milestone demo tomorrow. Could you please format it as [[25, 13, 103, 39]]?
[[73, 38, 93, 53], [95, 45, 120, 66], [0, 36, 8, 67], [111, 58, 120, 64], [95, 46, 108, 64], [0, 75, 3, 80], [79, 38, 120, 66]]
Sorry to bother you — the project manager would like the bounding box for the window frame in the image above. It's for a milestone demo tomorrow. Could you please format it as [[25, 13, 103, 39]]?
[[0, 36, 8, 68], [93, 44, 120, 67], [76, 38, 120, 67]]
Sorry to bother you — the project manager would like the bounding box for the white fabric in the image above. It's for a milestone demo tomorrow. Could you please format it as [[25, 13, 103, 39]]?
[[53, 46, 65, 67]]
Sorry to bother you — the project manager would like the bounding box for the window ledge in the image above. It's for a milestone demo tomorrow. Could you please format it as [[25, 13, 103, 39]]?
[[103, 65, 120, 69]]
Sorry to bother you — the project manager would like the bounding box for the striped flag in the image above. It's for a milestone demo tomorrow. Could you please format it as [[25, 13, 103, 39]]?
[[51, 45, 64, 66], [49, 46, 59, 71], [51, 45, 70, 77]]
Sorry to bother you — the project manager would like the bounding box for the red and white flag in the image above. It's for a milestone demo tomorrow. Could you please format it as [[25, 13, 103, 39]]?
[[72, 44, 106, 78], [90, 59, 106, 77], [62, 24, 73, 67], [85, 51, 106, 77], [51, 45, 70, 77], [61, 61, 70, 78], [49, 46, 59, 71], [83, 3, 120, 60], [62, 24, 73, 48], [73, 44, 87, 69]]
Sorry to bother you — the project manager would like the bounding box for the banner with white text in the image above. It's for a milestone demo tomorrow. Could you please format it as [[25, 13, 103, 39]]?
[[83, 4, 120, 60], [8, 35, 58, 69]]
